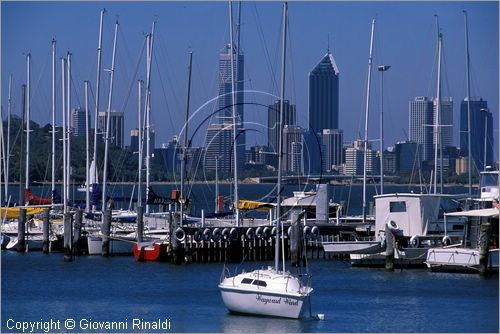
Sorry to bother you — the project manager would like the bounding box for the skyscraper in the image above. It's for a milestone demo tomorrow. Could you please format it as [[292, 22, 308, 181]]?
[[460, 97, 493, 172], [283, 125, 305, 173], [308, 52, 339, 134], [322, 129, 343, 171], [433, 97, 453, 148], [71, 108, 87, 137], [205, 123, 244, 173], [267, 100, 296, 167], [409, 96, 433, 163], [395, 141, 421, 173], [98, 110, 124, 148]]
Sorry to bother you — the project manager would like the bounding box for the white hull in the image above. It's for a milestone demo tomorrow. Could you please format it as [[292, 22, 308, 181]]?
[[425, 247, 499, 272], [323, 241, 383, 254], [87, 236, 135, 255], [350, 247, 429, 266], [5, 236, 45, 251]]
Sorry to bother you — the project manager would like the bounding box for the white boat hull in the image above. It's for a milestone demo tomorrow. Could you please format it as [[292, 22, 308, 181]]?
[[350, 247, 429, 267], [323, 241, 383, 254], [219, 287, 309, 319], [87, 236, 134, 255], [425, 247, 499, 272]]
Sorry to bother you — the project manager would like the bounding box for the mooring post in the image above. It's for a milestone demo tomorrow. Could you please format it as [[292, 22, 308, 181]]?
[[17, 208, 26, 253], [385, 224, 394, 271], [136, 205, 144, 243], [289, 209, 302, 267], [101, 208, 111, 257], [63, 212, 72, 262], [73, 208, 83, 254], [479, 220, 492, 275], [42, 208, 50, 254]]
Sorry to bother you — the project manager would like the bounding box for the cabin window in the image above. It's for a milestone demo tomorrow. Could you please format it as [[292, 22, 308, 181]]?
[[389, 201, 406, 213], [252, 280, 267, 287], [241, 278, 253, 284], [452, 225, 464, 231]]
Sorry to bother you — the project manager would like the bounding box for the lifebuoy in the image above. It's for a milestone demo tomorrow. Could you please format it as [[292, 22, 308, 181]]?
[[442, 235, 451, 246], [255, 227, 263, 239], [387, 220, 399, 232], [212, 228, 222, 242], [229, 227, 239, 240], [409, 235, 420, 248], [222, 228, 231, 241], [203, 228, 212, 242], [174, 227, 186, 242], [311, 226, 320, 240], [303, 226, 312, 240], [263, 226, 271, 239], [194, 228, 203, 242], [246, 228, 255, 240]]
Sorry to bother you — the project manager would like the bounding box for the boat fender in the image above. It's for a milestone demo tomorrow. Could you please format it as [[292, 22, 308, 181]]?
[[303, 226, 312, 240], [442, 235, 451, 246], [287, 226, 292, 238], [212, 228, 222, 242], [409, 235, 420, 248], [263, 226, 272, 239], [380, 238, 387, 250], [194, 228, 204, 242], [229, 227, 239, 241], [222, 228, 231, 241], [311, 226, 320, 240], [246, 228, 255, 240], [255, 227, 263, 239], [271, 226, 278, 236], [386, 220, 399, 232], [203, 228, 212, 242], [174, 227, 186, 242]]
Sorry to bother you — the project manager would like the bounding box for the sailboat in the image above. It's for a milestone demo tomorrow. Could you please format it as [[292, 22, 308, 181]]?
[[219, 2, 313, 319]]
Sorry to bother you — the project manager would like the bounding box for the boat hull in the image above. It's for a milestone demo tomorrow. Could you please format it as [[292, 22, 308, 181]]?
[[350, 247, 429, 267], [134, 242, 169, 261], [425, 247, 499, 272], [87, 236, 134, 255], [323, 241, 383, 254], [219, 286, 309, 319]]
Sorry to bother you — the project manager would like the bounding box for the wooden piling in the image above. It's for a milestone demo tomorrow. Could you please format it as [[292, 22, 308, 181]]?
[[136, 205, 144, 242], [73, 209, 83, 254], [479, 221, 492, 275], [385, 224, 394, 271], [63, 212, 72, 262], [101, 208, 111, 257], [42, 208, 50, 254], [17, 208, 26, 253]]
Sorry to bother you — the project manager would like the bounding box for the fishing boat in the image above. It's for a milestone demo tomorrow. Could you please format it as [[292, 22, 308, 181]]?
[[219, 2, 313, 319]]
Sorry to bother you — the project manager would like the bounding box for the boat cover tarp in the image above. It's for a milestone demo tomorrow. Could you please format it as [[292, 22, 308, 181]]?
[[238, 200, 274, 211], [1, 207, 46, 219], [445, 208, 499, 218]]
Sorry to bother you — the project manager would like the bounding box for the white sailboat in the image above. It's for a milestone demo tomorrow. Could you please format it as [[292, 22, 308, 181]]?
[[219, 2, 313, 319]]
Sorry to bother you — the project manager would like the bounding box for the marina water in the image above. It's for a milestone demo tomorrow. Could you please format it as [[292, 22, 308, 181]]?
[[2, 252, 498, 333]]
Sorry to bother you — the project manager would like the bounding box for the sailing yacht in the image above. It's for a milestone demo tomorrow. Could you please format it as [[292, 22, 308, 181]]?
[[219, 2, 313, 319]]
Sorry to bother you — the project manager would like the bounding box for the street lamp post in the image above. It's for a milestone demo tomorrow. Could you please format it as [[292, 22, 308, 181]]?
[[378, 65, 391, 195]]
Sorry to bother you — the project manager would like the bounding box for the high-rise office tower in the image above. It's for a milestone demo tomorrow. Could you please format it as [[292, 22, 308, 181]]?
[[71, 108, 87, 137], [308, 52, 339, 134], [205, 123, 243, 172], [267, 100, 296, 167], [460, 97, 493, 172], [433, 97, 453, 148], [409, 96, 433, 163], [283, 125, 305, 173], [395, 141, 421, 173], [344, 140, 377, 176], [98, 110, 124, 148], [322, 129, 343, 172]]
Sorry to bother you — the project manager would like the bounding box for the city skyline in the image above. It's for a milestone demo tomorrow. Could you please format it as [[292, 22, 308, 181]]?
[[1, 1, 498, 162]]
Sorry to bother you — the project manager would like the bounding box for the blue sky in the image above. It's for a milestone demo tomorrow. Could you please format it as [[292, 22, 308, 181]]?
[[1, 1, 498, 158]]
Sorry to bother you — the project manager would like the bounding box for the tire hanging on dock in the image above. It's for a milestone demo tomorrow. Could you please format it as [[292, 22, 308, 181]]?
[[175, 227, 186, 242]]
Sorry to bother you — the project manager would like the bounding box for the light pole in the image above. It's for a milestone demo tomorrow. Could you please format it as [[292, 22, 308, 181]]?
[[378, 65, 390, 195]]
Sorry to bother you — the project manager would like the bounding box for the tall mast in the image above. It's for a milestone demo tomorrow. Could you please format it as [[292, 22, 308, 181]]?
[[362, 19, 375, 223], [93, 9, 105, 189], [5, 75, 12, 200], [84, 80, 90, 213], [61, 58, 67, 213], [229, 0, 240, 226], [180, 51, 193, 223], [102, 20, 119, 211], [275, 1, 288, 272], [464, 10, 473, 196], [378, 65, 390, 195], [67, 52, 72, 207], [144, 22, 155, 214], [51, 39, 57, 203], [137, 80, 143, 208], [434, 34, 443, 194], [25, 53, 31, 194]]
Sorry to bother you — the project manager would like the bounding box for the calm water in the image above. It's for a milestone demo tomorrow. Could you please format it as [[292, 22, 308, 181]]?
[[2, 252, 498, 333]]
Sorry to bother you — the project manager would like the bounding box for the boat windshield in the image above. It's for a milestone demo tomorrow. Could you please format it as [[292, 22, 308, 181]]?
[[480, 173, 498, 187]]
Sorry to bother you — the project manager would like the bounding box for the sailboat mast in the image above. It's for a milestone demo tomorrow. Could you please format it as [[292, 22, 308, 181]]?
[[61, 58, 67, 213], [84, 80, 90, 213], [275, 1, 288, 273], [181, 51, 193, 223], [5, 75, 12, 200], [25, 53, 31, 193], [51, 39, 56, 203], [144, 22, 155, 214], [433, 34, 442, 194], [362, 19, 375, 223], [137, 80, 143, 207], [93, 9, 105, 190], [67, 52, 72, 207], [464, 10, 472, 196], [228, 0, 240, 226], [102, 20, 119, 210]]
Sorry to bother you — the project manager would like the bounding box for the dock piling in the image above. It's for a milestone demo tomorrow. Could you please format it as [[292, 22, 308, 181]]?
[[479, 221, 492, 275], [42, 208, 50, 254], [101, 208, 111, 257], [63, 212, 72, 262], [17, 208, 26, 253], [385, 224, 394, 271]]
